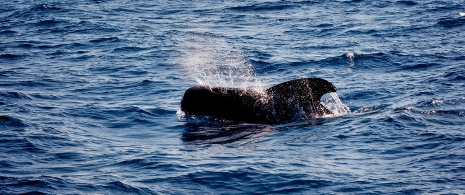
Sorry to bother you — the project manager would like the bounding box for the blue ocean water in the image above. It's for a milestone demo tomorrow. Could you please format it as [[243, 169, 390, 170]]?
[[1, 0, 465, 194]]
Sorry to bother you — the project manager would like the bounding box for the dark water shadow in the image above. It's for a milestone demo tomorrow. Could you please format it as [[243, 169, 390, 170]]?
[[182, 122, 272, 145], [181, 117, 336, 145]]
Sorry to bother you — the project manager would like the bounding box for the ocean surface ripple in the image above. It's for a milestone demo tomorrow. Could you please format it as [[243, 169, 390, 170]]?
[[1, 0, 464, 194]]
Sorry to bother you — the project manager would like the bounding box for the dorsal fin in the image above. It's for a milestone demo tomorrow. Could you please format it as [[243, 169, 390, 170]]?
[[265, 78, 336, 117], [266, 78, 336, 98]]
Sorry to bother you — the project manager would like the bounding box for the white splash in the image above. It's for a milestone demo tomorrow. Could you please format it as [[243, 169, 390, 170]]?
[[321, 92, 351, 117], [346, 52, 355, 67], [179, 33, 263, 90], [176, 109, 186, 121]]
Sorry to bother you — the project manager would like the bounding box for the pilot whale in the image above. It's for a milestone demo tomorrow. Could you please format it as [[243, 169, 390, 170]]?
[[180, 78, 336, 124]]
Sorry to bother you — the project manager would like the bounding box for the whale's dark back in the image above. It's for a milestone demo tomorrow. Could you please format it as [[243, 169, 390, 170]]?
[[181, 78, 336, 123], [181, 86, 268, 122]]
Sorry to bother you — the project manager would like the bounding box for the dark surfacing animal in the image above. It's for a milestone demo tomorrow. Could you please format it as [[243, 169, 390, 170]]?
[[180, 78, 336, 123]]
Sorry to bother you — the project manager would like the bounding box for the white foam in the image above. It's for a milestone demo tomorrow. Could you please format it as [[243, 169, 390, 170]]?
[[459, 12, 465, 17]]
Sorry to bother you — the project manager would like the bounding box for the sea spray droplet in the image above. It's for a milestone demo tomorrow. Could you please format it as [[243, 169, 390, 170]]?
[[178, 33, 263, 90]]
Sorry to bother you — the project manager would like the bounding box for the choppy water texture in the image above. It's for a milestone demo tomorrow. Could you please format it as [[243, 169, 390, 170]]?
[[1, 0, 465, 194]]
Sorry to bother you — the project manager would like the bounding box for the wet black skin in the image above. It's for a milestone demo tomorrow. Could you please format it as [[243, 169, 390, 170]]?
[[180, 78, 336, 124]]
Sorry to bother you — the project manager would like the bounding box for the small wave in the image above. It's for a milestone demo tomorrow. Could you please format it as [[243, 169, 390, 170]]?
[[0, 91, 33, 100], [92, 0, 107, 3], [66, 54, 96, 62], [112, 8, 138, 13], [182, 122, 273, 144], [33, 4, 61, 11], [228, 3, 297, 12], [35, 19, 63, 26], [133, 79, 156, 86], [0, 30, 17, 35], [0, 70, 15, 77], [125, 106, 158, 116], [113, 158, 153, 168], [396, 1, 417, 6], [69, 21, 122, 34], [343, 52, 389, 63], [276, 18, 292, 22], [417, 98, 465, 108], [394, 98, 465, 127], [112, 46, 148, 53], [3, 179, 52, 193], [0, 176, 67, 194], [17, 43, 34, 48], [36, 44, 61, 49], [249, 59, 272, 73], [6, 4, 63, 20], [285, 52, 396, 74], [89, 37, 120, 43], [437, 18, 465, 28], [0, 80, 52, 87], [444, 71, 465, 81], [102, 181, 152, 194], [0, 53, 24, 60], [311, 52, 392, 70], [152, 168, 333, 193], [401, 63, 439, 70], [0, 160, 14, 169], [420, 110, 463, 116], [112, 158, 187, 171], [130, 26, 152, 32], [69, 105, 171, 128], [0, 115, 27, 129], [148, 108, 176, 117], [353, 104, 389, 114], [0, 136, 43, 155], [398, 107, 464, 117]]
